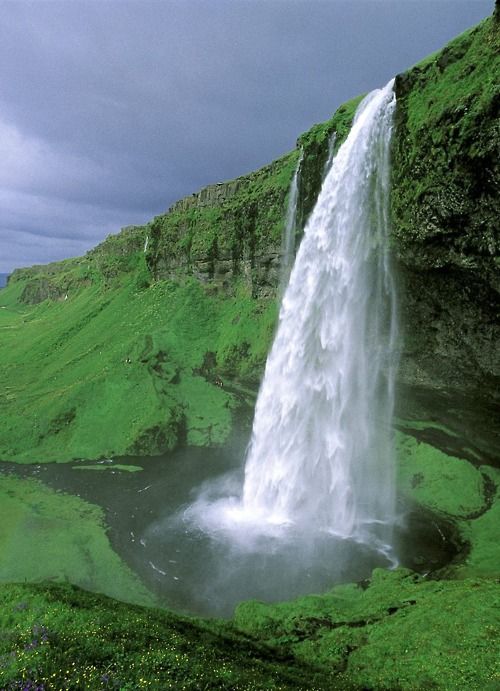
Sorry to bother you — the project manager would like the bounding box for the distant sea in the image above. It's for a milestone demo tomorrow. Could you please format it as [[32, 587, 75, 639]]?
[[0, 273, 9, 289]]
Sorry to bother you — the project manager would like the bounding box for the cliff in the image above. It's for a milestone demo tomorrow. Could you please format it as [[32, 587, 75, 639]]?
[[145, 94, 361, 297], [392, 15, 499, 402], [0, 14, 498, 463]]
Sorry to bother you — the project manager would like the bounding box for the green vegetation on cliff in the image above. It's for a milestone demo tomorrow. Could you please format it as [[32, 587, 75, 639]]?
[[392, 13, 500, 395], [0, 273, 277, 462], [396, 430, 500, 580], [393, 16, 499, 266], [146, 94, 363, 291], [0, 474, 152, 606]]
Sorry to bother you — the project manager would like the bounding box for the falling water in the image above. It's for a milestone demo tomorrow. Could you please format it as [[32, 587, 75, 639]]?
[[242, 80, 398, 548], [323, 132, 337, 179], [279, 150, 303, 293]]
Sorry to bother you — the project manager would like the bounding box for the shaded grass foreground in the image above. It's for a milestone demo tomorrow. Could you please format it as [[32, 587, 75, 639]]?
[[0, 572, 498, 691], [0, 582, 335, 691]]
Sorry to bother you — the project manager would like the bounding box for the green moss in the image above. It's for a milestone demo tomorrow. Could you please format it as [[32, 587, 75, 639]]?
[[391, 13, 500, 395], [396, 431, 486, 519], [453, 466, 500, 579], [396, 433, 500, 581], [0, 474, 152, 606], [404, 20, 497, 135], [235, 568, 500, 691], [73, 464, 143, 472], [393, 16, 500, 260], [0, 275, 255, 462], [147, 89, 364, 289], [297, 94, 364, 151], [295, 94, 364, 231], [395, 417, 459, 437], [148, 151, 300, 277]]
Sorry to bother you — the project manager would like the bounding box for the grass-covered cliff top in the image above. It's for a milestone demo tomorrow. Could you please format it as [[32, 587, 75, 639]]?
[[392, 13, 499, 272]]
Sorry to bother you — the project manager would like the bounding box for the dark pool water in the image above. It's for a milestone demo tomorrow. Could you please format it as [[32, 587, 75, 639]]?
[[1, 413, 460, 618]]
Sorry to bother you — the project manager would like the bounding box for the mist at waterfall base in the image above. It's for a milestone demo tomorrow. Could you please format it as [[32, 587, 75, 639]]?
[[159, 80, 399, 615]]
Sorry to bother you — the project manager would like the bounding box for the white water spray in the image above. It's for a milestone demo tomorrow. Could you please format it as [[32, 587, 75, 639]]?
[[241, 80, 398, 546]]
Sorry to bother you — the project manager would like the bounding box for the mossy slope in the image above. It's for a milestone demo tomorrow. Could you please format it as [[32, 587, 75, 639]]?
[[234, 568, 500, 691], [0, 474, 152, 606], [396, 430, 500, 580], [0, 271, 277, 462]]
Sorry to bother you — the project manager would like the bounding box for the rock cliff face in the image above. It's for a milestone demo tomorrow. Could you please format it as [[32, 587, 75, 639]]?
[[147, 156, 294, 298], [145, 95, 362, 299]]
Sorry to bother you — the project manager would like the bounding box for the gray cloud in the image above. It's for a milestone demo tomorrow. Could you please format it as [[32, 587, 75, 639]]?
[[0, 0, 493, 273]]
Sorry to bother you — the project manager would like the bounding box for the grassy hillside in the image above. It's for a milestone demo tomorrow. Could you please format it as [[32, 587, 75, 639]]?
[[0, 582, 337, 691], [0, 269, 277, 461]]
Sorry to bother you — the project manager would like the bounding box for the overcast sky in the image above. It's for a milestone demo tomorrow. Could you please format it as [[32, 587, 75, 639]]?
[[0, 0, 492, 273]]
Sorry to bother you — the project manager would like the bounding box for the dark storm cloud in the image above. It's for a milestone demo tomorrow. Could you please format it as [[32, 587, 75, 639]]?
[[0, 0, 493, 272]]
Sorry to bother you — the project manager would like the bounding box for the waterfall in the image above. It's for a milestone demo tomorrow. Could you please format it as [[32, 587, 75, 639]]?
[[279, 150, 302, 294], [242, 80, 398, 547], [323, 132, 337, 179]]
